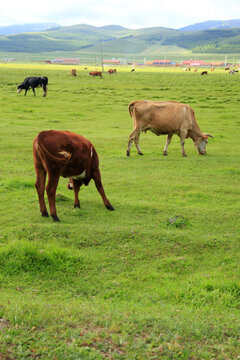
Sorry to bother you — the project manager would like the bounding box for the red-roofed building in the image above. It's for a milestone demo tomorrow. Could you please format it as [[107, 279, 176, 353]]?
[[103, 60, 120, 65]]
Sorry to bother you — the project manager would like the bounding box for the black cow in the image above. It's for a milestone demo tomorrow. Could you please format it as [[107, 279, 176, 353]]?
[[17, 76, 48, 97]]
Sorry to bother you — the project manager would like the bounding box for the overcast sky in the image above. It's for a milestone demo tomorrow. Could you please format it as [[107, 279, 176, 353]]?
[[1, 0, 240, 29]]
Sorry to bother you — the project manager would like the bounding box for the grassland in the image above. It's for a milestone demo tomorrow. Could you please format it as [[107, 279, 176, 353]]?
[[0, 64, 239, 359]]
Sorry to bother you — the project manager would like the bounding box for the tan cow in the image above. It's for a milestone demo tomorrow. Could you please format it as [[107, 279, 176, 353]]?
[[71, 69, 77, 76], [126, 100, 213, 157]]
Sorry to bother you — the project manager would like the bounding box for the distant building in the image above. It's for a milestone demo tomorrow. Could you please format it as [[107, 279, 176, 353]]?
[[209, 61, 225, 67], [145, 60, 171, 66], [50, 58, 80, 65], [1, 58, 16, 61], [103, 60, 120, 65], [153, 60, 171, 65]]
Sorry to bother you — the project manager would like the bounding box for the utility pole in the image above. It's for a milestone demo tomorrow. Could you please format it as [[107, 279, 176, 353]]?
[[100, 41, 104, 73]]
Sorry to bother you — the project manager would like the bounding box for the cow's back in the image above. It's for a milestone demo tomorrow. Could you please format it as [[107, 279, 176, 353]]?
[[37, 130, 92, 159], [131, 101, 194, 135]]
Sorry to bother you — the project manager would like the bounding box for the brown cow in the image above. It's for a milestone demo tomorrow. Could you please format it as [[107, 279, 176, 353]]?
[[126, 100, 213, 157], [71, 69, 77, 76], [89, 71, 103, 77], [200, 71, 208, 75], [108, 69, 117, 74], [33, 130, 114, 222]]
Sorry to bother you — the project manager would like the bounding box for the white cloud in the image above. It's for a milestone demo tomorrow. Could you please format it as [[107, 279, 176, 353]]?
[[0, 0, 240, 29]]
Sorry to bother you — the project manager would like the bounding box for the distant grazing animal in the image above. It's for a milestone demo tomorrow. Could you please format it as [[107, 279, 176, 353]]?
[[193, 68, 198, 72], [229, 70, 235, 74], [107, 68, 117, 74], [200, 71, 208, 76], [225, 67, 230, 71], [233, 69, 239, 73], [17, 76, 48, 96], [131, 69, 135, 72], [89, 71, 102, 77], [126, 100, 213, 157], [33, 130, 114, 222], [71, 69, 77, 76], [211, 67, 215, 71]]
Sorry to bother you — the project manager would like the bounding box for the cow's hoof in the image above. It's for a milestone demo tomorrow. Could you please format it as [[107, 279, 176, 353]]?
[[182, 154, 188, 157], [74, 204, 80, 208], [51, 215, 60, 222], [163, 152, 168, 156], [138, 152, 143, 156], [41, 211, 49, 217], [106, 204, 115, 211], [126, 151, 130, 156]]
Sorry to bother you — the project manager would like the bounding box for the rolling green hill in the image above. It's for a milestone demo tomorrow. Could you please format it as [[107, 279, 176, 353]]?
[[0, 23, 240, 56]]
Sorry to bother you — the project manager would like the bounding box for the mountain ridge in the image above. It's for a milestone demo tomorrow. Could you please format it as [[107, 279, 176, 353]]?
[[0, 20, 240, 55]]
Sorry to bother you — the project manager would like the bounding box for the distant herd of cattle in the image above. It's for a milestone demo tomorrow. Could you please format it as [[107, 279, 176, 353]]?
[[19, 66, 238, 221]]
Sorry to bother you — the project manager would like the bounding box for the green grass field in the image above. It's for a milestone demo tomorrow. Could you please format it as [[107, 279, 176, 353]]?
[[0, 64, 239, 359]]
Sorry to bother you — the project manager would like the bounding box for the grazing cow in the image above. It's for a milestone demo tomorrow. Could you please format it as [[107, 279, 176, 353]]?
[[108, 68, 117, 74], [126, 100, 213, 157], [225, 67, 230, 71], [229, 70, 235, 74], [89, 71, 103, 77], [17, 76, 48, 97], [131, 69, 135, 72], [71, 69, 77, 76], [193, 68, 198, 72], [200, 71, 208, 76], [211, 67, 215, 71], [33, 130, 114, 222]]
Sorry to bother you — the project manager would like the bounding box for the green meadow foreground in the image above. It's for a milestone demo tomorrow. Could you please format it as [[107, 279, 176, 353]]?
[[0, 64, 239, 359]]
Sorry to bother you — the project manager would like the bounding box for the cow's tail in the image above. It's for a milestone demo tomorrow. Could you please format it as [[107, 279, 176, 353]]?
[[128, 101, 140, 129], [36, 132, 71, 163], [41, 77, 48, 96], [128, 101, 139, 117]]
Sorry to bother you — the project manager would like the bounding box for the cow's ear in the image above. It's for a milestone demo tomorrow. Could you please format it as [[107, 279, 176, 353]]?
[[203, 133, 214, 138]]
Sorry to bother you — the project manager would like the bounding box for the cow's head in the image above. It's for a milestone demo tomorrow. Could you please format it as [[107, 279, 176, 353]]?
[[17, 84, 22, 93], [195, 134, 213, 155]]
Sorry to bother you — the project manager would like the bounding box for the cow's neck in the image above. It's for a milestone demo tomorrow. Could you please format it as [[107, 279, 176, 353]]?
[[189, 124, 204, 141]]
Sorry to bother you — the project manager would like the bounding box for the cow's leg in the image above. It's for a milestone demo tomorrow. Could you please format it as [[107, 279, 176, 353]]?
[[46, 174, 60, 221], [126, 128, 142, 156], [43, 85, 47, 97], [163, 134, 173, 155], [92, 168, 114, 210], [33, 88, 36, 96], [34, 166, 48, 217], [24, 89, 28, 96], [180, 131, 188, 157], [72, 179, 82, 208]]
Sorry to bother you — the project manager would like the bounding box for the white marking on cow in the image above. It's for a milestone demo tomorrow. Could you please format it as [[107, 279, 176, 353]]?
[[90, 147, 93, 158], [58, 151, 72, 160], [72, 170, 86, 180]]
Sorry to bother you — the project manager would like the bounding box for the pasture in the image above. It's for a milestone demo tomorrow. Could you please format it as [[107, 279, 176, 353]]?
[[0, 64, 239, 359]]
